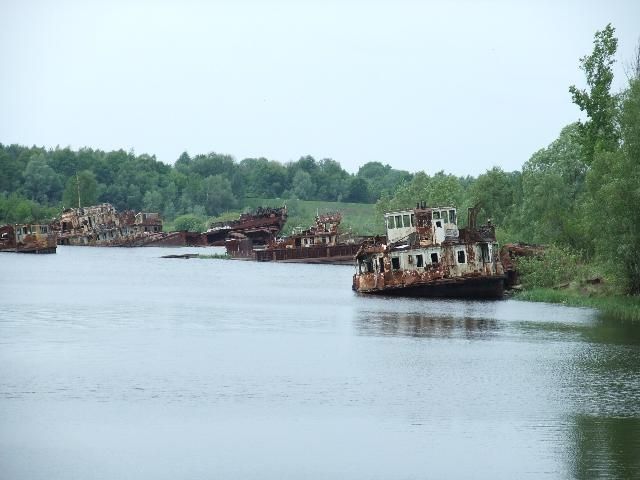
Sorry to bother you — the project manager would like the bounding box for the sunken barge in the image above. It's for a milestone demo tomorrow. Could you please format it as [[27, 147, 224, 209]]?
[[0, 223, 57, 254], [352, 204, 505, 298], [254, 212, 361, 264]]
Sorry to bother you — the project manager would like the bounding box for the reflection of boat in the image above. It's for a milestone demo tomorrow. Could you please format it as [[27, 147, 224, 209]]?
[[54, 203, 186, 247], [205, 206, 287, 246], [254, 212, 361, 264], [352, 204, 505, 298], [0, 223, 57, 253]]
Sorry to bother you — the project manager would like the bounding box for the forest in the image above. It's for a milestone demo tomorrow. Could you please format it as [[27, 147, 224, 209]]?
[[1, 25, 638, 297]]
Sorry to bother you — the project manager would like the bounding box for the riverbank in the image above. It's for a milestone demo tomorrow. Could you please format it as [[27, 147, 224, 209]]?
[[515, 288, 640, 321]]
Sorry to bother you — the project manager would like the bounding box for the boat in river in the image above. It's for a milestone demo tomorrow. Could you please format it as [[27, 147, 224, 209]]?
[[254, 212, 361, 264], [54, 203, 188, 247], [205, 206, 288, 246], [0, 223, 57, 253], [352, 203, 505, 298]]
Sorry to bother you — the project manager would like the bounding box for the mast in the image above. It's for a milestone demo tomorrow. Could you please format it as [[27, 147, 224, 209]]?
[[76, 172, 81, 208]]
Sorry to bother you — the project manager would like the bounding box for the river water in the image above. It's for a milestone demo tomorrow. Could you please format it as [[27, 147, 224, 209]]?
[[1, 246, 639, 479]]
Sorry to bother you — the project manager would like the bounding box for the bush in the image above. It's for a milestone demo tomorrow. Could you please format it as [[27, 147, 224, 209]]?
[[515, 245, 582, 288], [172, 214, 205, 232]]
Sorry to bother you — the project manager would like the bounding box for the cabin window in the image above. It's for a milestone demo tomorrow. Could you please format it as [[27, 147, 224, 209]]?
[[442, 210, 449, 223], [433, 211, 441, 220], [403, 215, 410, 228], [387, 217, 395, 229], [395, 215, 402, 228], [391, 257, 400, 270], [449, 210, 456, 224], [379, 257, 385, 273], [431, 253, 439, 264], [39, 226, 48, 234], [23, 227, 28, 234], [480, 243, 490, 263], [408, 254, 413, 264], [366, 260, 374, 273], [435, 221, 442, 228], [457, 250, 466, 264], [416, 254, 424, 267], [411, 214, 415, 227]]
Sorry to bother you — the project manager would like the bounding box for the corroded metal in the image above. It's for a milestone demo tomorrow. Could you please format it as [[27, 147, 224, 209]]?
[[353, 205, 505, 298], [53, 203, 176, 247], [206, 206, 287, 246], [0, 224, 57, 253], [254, 212, 362, 264]]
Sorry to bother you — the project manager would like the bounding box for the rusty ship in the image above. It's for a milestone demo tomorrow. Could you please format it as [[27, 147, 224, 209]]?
[[352, 203, 505, 298], [0, 223, 57, 253], [205, 206, 288, 246], [253, 212, 361, 263], [54, 203, 190, 247]]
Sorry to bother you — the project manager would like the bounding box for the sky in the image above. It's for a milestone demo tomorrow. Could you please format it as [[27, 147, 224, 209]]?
[[1, 0, 639, 176]]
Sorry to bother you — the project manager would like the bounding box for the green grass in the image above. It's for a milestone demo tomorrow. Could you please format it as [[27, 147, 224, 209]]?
[[198, 253, 231, 260], [515, 288, 640, 321], [243, 198, 383, 236]]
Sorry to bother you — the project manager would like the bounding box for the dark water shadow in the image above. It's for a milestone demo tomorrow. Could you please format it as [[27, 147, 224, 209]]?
[[569, 415, 640, 479], [355, 311, 499, 339]]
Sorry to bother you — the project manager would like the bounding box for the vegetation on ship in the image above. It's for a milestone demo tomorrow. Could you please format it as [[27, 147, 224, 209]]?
[[1, 25, 638, 314]]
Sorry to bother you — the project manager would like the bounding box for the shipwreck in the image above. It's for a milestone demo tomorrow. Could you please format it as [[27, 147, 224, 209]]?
[[0, 223, 57, 254], [352, 203, 505, 298], [205, 206, 288, 246], [54, 203, 191, 247], [253, 212, 361, 264]]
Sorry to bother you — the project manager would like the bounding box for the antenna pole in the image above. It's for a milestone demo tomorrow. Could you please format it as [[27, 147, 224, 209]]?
[[76, 172, 81, 208]]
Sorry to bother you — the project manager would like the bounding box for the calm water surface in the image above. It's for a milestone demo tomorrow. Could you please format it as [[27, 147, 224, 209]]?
[[1, 246, 639, 479]]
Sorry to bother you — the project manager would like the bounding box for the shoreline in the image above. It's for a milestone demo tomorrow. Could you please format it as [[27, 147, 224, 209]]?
[[514, 288, 640, 321]]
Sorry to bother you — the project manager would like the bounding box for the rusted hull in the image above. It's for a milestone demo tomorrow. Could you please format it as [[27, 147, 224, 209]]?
[[0, 224, 57, 254], [354, 275, 505, 299], [256, 244, 360, 263]]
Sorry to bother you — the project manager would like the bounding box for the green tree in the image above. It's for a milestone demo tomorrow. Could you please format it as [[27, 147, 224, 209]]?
[[588, 77, 640, 292], [569, 23, 619, 164], [518, 124, 587, 246], [22, 153, 63, 203], [202, 175, 236, 215], [291, 170, 316, 200], [62, 170, 98, 207], [173, 213, 205, 232]]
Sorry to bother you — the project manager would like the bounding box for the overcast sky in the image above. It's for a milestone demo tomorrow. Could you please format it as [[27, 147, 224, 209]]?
[[1, 0, 639, 176]]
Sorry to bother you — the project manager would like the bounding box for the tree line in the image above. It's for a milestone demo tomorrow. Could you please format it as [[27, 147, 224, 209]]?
[[0, 146, 411, 223]]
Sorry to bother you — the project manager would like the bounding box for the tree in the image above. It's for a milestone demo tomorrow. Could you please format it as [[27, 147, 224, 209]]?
[[22, 153, 63, 203], [173, 213, 204, 232], [291, 170, 316, 200], [519, 124, 587, 246], [202, 175, 236, 215], [588, 76, 640, 292], [569, 23, 620, 164], [62, 170, 98, 207]]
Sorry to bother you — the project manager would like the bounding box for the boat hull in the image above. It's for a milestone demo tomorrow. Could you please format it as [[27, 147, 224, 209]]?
[[353, 275, 505, 299]]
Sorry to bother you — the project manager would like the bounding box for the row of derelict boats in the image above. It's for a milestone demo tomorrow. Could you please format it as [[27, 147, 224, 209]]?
[[1, 201, 534, 299]]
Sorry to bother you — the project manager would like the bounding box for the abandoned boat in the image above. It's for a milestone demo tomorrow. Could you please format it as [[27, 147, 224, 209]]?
[[54, 203, 187, 247], [0, 223, 57, 253], [254, 212, 361, 264], [205, 206, 288, 246], [352, 204, 505, 298]]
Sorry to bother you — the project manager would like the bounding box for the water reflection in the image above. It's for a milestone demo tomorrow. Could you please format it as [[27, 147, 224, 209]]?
[[569, 416, 640, 479], [356, 311, 498, 339], [565, 313, 640, 479]]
